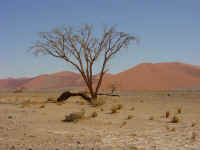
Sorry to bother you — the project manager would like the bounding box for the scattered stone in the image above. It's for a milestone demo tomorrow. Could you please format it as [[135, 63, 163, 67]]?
[[63, 111, 85, 122]]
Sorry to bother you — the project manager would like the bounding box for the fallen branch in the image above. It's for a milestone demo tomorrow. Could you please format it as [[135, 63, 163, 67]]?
[[57, 91, 91, 103], [97, 92, 120, 97], [56, 91, 120, 103]]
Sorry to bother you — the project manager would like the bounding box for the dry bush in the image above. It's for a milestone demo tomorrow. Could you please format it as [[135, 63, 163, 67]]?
[[170, 115, 179, 123], [177, 108, 182, 114], [166, 111, 170, 118], [165, 125, 176, 132], [40, 104, 45, 108], [117, 104, 123, 110], [120, 121, 127, 128], [192, 132, 197, 141], [166, 125, 170, 131], [79, 101, 85, 105], [127, 115, 134, 120], [100, 108, 104, 112], [91, 97, 105, 107], [191, 122, 197, 127], [20, 100, 31, 108], [149, 116, 154, 120], [76, 100, 85, 105], [171, 127, 176, 132], [110, 105, 118, 114], [56, 101, 66, 105], [130, 106, 135, 111], [63, 111, 85, 122], [13, 87, 25, 93], [91, 111, 98, 118]]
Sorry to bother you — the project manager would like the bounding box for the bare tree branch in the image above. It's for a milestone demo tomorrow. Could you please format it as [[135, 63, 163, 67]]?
[[31, 24, 137, 101]]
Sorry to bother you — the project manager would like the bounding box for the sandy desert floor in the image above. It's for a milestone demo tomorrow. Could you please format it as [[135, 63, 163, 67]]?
[[0, 91, 200, 150]]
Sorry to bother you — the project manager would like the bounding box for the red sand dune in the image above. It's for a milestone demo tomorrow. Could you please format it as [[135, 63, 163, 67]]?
[[21, 71, 85, 90], [1, 62, 200, 91], [0, 78, 32, 90], [101, 62, 200, 91]]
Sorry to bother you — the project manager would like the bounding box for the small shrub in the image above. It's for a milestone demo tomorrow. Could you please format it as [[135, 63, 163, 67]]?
[[91, 111, 98, 118], [8, 116, 13, 119], [117, 104, 123, 110], [110, 105, 118, 114], [13, 87, 24, 93], [192, 132, 197, 141], [100, 108, 104, 112], [191, 122, 197, 127], [171, 115, 179, 123], [177, 108, 182, 114], [120, 121, 127, 128], [127, 115, 134, 120], [149, 116, 154, 120], [166, 111, 170, 118], [20, 100, 31, 108], [91, 97, 105, 107], [40, 104, 45, 108], [166, 125, 170, 131], [130, 106, 135, 111], [56, 101, 65, 105], [79, 101, 85, 105], [171, 127, 176, 132]]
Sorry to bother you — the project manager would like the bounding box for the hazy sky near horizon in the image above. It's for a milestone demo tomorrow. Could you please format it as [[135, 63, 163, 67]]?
[[0, 0, 200, 78]]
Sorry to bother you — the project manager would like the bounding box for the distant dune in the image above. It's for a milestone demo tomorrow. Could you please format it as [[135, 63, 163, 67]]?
[[21, 71, 85, 90], [101, 62, 200, 91], [0, 62, 200, 91], [0, 78, 32, 90]]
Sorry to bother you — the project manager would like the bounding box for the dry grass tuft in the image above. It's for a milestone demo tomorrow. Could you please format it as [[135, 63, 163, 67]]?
[[166, 125, 170, 131], [110, 105, 118, 114], [40, 104, 45, 108], [177, 108, 182, 114], [192, 132, 197, 141], [127, 115, 134, 120], [20, 100, 31, 108], [171, 127, 176, 132], [166, 125, 176, 131], [56, 101, 66, 105], [91, 97, 105, 107], [120, 121, 127, 128], [191, 122, 197, 127], [79, 101, 85, 105], [130, 106, 135, 111], [166, 111, 170, 118], [149, 116, 154, 120], [170, 115, 179, 123], [117, 104, 123, 110], [91, 111, 98, 118], [13, 88, 24, 93]]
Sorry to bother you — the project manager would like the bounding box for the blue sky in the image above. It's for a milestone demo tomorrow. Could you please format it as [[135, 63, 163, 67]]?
[[0, 0, 200, 78]]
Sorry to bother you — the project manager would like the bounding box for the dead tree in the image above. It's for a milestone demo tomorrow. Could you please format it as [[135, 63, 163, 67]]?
[[107, 82, 120, 94], [31, 24, 137, 102]]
